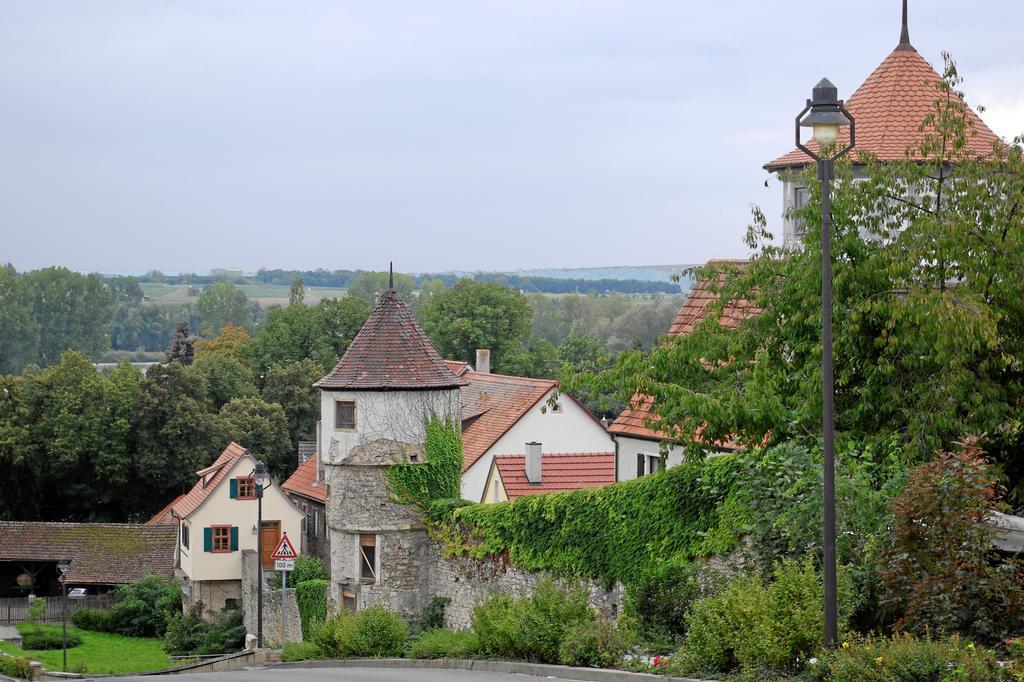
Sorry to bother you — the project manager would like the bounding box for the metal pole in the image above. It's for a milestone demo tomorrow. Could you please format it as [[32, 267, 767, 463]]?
[[257, 487, 263, 648], [819, 158, 838, 649], [62, 582, 67, 671], [280, 570, 286, 646]]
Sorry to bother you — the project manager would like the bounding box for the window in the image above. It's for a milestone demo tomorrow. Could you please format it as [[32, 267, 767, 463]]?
[[359, 534, 377, 583], [492, 481, 499, 503], [224, 598, 239, 611], [636, 453, 661, 478], [335, 401, 356, 430], [212, 525, 232, 553], [792, 186, 810, 238], [237, 477, 256, 500], [342, 589, 357, 613], [181, 524, 190, 549]]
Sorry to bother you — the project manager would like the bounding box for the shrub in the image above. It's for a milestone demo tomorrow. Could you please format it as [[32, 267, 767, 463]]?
[[881, 445, 1024, 645], [623, 556, 700, 648], [110, 575, 182, 637], [558, 620, 633, 669], [472, 580, 594, 664], [20, 628, 81, 650], [677, 559, 850, 676], [824, 633, 1003, 682], [311, 607, 407, 658], [412, 596, 451, 634], [281, 641, 320, 662], [295, 579, 328, 639], [164, 603, 245, 656], [0, 653, 33, 680], [407, 629, 480, 659], [72, 608, 115, 632]]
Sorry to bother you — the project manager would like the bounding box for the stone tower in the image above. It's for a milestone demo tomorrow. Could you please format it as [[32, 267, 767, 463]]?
[[313, 283, 466, 615]]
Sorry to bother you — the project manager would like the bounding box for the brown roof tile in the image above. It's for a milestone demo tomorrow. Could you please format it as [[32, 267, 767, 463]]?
[[494, 452, 615, 500], [0, 522, 176, 585], [315, 289, 467, 391], [459, 371, 558, 472], [171, 442, 250, 519], [147, 495, 184, 525], [281, 454, 326, 504], [765, 45, 1000, 171]]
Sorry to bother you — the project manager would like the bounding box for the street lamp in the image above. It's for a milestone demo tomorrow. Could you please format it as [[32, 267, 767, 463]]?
[[56, 560, 70, 672], [795, 77, 855, 650], [252, 460, 271, 648]]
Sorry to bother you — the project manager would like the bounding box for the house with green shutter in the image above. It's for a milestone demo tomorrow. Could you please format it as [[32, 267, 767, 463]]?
[[148, 441, 303, 617]]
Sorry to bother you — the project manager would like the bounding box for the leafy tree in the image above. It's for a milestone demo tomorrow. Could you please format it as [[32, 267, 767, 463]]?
[[22, 267, 112, 367], [250, 297, 369, 373], [316, 296, 371, 360], [573, 57, 1023, 463], [196, 283, 250, 335], [217, 396, 293, 477], [110, 575, 182, 637], [347, 270, 415, 305], [0, 264, 39, 374], [412, 277, 446, 316], [289, 277, 305, 306], [261, 360, 323, 448], [164, 322, 196, 365], [193, 323, 252, 365], [420, 278, 532, 374], [189, 354, 257, 409], [108, 303, 175, 351], [500, 335, 559, 379], [558, 328, 607, 370], [106, 276, 144, 304]]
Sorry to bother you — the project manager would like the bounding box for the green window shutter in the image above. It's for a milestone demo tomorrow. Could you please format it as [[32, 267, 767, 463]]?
[[203, 527, 212, 552], [229, 479, 238, 499], [230, 527, 239, 551]]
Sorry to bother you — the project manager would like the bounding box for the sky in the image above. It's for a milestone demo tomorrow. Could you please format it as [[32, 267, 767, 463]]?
[[1, 1, 1022, 275]]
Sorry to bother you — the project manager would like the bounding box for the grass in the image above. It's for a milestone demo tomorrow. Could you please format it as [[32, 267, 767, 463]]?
[[0, 624, 172, 675], [139, 282, 349, 306]]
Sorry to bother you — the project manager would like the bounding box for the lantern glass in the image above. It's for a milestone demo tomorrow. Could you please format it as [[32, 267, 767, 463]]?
[[813, 124, 839, 146]]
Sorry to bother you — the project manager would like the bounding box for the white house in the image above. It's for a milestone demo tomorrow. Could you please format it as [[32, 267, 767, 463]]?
[[149, 442, 303, 616], [454, 352, 614, 502]]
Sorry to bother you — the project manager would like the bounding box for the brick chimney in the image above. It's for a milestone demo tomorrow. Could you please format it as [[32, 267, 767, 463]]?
[[525, 441, 542, 484], [475, 349, 491, 374]]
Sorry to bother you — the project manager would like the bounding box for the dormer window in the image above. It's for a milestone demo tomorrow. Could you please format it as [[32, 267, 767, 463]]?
[[335, 401, 356, 430]]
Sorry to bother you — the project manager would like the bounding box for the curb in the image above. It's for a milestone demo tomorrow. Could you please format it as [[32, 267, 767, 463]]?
[[270, 658, 720, 682]]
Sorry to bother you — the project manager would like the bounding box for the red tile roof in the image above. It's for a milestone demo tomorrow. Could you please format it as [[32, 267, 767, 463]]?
[[282, 454, 326, 504], [611, 260, 755, 443], [459, 371, 558, 472], [0, 522, 176, 585], [147, 495, 184, 525], [315, 288, 468, 390], [765, 42, 1000, 171], [171, 442, 250, 519], [494, 452, 615, 500], [445, 360, 472, 376]]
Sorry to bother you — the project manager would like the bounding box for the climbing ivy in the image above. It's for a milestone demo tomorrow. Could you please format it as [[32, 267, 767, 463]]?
[[428, 453, 749, 588], [386, 417, 463, 508], [295, 579, 329, 639]]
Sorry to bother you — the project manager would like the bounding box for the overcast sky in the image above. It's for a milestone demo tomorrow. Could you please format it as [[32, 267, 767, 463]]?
[[1, 1, 1022, 275]]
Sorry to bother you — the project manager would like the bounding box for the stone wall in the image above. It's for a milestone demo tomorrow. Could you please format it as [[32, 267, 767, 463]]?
[[182, 578, 241, 619], [240, 550, 302, 646], [426, 543, 623, 629]]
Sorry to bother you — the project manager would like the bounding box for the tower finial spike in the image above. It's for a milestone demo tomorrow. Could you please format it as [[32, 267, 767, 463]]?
[[388, 262, 394, 290], [897, 0, 913, 49]]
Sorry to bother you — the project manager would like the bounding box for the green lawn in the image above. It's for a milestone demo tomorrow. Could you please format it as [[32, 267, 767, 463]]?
[[0, 624, 172, 675]]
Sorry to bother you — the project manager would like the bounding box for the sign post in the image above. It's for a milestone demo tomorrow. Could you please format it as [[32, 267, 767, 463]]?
[[270, 533, 297, 645]]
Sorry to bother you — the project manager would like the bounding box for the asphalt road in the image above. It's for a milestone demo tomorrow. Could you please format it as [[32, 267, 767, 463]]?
[[110, 667, 577, 682]]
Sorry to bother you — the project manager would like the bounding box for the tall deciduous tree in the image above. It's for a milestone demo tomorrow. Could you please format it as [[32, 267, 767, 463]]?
[[289, 277, 305, 306], [261, 359, 324, 450], [420, 278, 532, 374], [250, 297, 370, 373], [347, 271, 415, 305], [217, 397, 293, 477], [196, 283, 250, 335], [573, 57, 1024, 463], [21, 267, 112, 367]]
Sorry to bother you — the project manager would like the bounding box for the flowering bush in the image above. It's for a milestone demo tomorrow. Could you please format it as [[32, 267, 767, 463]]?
[[822, 633, 1003, 682]]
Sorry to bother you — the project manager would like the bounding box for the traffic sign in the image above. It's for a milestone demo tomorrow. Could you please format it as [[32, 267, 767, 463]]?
[[274, 559, 294, 572], [271, 532, 297, 560]]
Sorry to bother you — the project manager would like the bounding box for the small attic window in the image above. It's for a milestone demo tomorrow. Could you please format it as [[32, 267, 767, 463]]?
[[335, 401, 356, 430]]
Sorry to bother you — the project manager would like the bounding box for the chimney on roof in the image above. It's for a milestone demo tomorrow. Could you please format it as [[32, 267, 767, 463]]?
[[476, 349, 491, 374], [525, 442, 542, 484]]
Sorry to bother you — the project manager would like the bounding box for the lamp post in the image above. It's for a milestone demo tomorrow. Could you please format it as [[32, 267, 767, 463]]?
[[56, 560, 70, 672], [795, 78, 855, 650], [252, 460, 270, 648]]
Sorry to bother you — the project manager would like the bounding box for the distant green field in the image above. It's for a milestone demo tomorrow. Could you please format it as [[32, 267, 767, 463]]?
[[140, 283, 348, 306]]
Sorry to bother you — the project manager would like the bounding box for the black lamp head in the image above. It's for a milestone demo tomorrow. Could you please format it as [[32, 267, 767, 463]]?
[[800, 78, 851, 128]]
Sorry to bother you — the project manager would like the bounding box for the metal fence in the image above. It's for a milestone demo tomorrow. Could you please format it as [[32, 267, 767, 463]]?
[[0, 594, 116, 624]]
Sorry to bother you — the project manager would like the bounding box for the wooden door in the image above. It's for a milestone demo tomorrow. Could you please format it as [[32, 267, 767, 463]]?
[[260, 521, 280, 569]]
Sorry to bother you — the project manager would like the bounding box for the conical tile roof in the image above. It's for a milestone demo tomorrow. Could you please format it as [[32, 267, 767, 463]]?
[[314, 288, 468, 390], [765, 36, 1000, 171]]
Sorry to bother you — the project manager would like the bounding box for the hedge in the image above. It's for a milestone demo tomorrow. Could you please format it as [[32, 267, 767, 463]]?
[[429, 453, 747, 587], [296, 580, 329, 640]]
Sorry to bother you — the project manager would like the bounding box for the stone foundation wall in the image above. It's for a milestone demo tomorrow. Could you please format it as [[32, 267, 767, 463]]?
[[183, 579, 241, 619], [240, 550, 303, 646], [426, 543, 623, 629]]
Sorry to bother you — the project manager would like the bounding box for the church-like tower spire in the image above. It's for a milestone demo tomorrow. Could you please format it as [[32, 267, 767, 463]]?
[[896, 0, 914, 51]]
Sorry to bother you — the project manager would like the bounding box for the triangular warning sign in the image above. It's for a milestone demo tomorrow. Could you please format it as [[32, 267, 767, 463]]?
[[271, 532, 298, 559]]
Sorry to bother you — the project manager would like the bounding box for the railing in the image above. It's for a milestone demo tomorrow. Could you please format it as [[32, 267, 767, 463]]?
[[0, 594, 116, 624]]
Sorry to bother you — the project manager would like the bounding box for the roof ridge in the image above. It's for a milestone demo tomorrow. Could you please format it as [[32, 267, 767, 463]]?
[[465, 371, 558, 385]]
